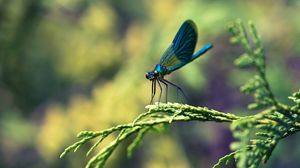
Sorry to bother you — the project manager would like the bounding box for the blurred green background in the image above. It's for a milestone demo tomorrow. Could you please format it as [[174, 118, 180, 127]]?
[[0, 0, 300, 167]]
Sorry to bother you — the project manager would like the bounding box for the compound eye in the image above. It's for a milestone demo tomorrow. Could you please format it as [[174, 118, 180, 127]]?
[[145, 73, 149, 79]]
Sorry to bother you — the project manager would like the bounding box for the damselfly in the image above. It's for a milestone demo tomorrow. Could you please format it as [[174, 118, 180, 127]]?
[[146, 20, 213, 104]]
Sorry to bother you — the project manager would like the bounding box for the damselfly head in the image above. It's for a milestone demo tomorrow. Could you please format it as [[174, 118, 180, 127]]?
[[145, 70, 159, 80]]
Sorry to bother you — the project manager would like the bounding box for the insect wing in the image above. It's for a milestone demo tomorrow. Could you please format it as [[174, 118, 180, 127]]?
[[160, 20, 198, 71]]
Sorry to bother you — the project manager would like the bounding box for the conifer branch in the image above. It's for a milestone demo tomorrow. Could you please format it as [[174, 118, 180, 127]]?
[[228, 20, 300, 168], [60, 103, 240, 168]]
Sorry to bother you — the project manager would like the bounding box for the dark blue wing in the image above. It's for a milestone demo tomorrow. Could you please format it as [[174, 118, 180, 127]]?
[[159, 20, 197, 71]]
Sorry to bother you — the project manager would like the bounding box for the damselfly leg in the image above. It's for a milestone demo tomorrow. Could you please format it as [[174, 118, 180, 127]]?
[[150, 80, 156, 104], [157, 80, 163, 105], [158, 79, 168, 103], [150, 78, 186, 104], [161, 78, 187, 102]]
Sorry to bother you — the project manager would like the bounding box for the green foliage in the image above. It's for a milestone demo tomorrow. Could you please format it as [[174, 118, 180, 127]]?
[[229, 20, 277, 110], [60, 20, 300, 168], [227, 20, 300, 168], [213, 150, 240, 168]]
